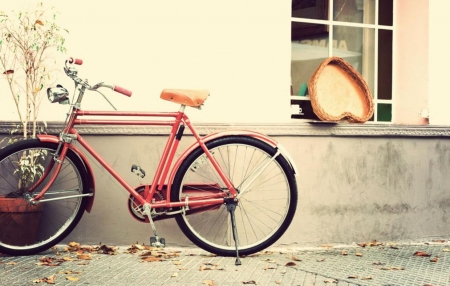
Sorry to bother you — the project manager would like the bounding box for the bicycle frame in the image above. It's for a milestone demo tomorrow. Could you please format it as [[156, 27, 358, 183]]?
[[34, 106, 241, 212], [31, 58, 297, 220]]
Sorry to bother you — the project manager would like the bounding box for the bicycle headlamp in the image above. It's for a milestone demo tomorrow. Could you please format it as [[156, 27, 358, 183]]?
[[47, 85, 69, 104]]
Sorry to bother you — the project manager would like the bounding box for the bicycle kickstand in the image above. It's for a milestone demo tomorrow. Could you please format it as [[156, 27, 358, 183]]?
[[226, 200, 242, 266]]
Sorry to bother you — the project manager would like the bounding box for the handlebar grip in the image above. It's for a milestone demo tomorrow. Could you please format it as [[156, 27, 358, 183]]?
[[69, 57, 83, 65], [113, 85, 132, 97]]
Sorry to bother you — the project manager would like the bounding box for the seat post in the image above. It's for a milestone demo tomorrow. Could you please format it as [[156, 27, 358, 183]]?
[[179, 105, 186, 113]]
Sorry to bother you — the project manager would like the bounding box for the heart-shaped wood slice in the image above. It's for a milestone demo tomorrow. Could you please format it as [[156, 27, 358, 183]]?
[[308, 57, 374, 123]]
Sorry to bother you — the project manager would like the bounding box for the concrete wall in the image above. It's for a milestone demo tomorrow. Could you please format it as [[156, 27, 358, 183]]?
[[2, 130, 442, 248]]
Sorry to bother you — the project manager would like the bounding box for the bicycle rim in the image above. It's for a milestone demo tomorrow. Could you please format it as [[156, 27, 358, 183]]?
[[0, 142, 87, 255], [172, 136, 297, 256]]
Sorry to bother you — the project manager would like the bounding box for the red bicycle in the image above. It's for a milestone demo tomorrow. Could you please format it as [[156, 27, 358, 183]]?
[[0, 58, 298, 264]]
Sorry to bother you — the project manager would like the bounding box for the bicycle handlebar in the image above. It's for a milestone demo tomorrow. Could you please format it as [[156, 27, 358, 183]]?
[[66, 57, 133, 97], [113, 85, 133, 97], [69, 57, 83, 65]]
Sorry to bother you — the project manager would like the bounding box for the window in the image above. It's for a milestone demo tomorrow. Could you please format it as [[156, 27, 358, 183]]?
[[291, 0, 394, 122]]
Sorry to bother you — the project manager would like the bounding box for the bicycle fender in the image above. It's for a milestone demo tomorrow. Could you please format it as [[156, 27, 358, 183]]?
[[166, 130, 298, 196], [36, 134, 95, 213]]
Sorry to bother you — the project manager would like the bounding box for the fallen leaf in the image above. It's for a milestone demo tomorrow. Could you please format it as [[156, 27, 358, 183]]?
[[378, 266, 405, 270], [430, 257, 439, 263], [361, 276, 373, 280], [413, 251, 431, 257], [372, 261, 385, 265], [203, 280, 216, 286], [3, 70, 14, 75], [35, 20, 44, 25], [68, 241, 81, 248], [43, 275, 57, 284], [263, 266, 276, 270], [141, 256, 163, 262], [321, 244, 333, 248], [291, 255, 302, 261], [324, 278, 338, 283], [171, 272, 178, 278], [199, 265, 214, 271], [97, 244, 117, 255], [77, 254, 92, 260], [173, 261, 182, 265], [443, 249, 450, 252], [341, 251, 348, 256], [432, 239, 446, 243], [347, 275, 358, 279], [66, 276, 80, 282], [58, 270, 82, 275], [355, 252, 363, 257], [358, 240, 382, 247], [242, 280, 257, 285], [5, 262, 18, 265], [285, 262, 297, 267]]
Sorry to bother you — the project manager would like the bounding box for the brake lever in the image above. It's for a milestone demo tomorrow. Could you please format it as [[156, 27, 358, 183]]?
[[93, 89, 117, 111]]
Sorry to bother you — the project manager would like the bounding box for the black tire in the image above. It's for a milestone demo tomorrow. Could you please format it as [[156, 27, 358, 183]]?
[[0, 139, 89, 255], [171, 136, 297, 256]]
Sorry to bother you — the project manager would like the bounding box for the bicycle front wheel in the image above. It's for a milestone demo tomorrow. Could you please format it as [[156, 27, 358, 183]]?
[[0, 139, 89, 255], [171, 136, 297, 256]]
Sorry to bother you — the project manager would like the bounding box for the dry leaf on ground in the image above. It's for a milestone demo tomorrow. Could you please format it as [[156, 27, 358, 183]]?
[[263, 266, 276, 270], [203, 280, 216, 286], [292, 255, 302, 261], [66, 276, 80, 282], [77, 254, 92, 260], [413, 251, 431, 257], [430, 257, 439, 263], [358, 240, 383, 247], [33, 275, 57, 284], [242, 280, 257, 285], [378, 266, 405, 270], [141, 256, 163, 262], [285, 262, 297, 267]]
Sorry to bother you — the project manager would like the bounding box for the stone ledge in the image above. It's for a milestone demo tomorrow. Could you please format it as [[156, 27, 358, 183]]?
[[1, 121, 450, 137]]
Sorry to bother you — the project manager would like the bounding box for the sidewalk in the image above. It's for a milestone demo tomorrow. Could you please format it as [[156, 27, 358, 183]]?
[[1, 239, 449, 286]]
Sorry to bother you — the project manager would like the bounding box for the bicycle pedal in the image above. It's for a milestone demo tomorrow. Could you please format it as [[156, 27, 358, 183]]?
[[131, 164, 146, 178], [150, 237, 166, 248]]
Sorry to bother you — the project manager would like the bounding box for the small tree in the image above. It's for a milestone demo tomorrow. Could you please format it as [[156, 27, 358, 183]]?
[[0, 2, 67, 139]]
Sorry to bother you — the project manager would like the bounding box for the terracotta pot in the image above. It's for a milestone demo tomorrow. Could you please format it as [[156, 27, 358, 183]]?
[[0, 197, 44, 246]]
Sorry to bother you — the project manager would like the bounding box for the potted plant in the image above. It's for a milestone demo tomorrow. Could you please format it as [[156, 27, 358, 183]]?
[[0, 2, 67, 246]]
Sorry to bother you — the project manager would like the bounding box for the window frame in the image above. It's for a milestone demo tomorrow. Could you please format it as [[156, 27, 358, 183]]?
[[291, 0, 395, 123]]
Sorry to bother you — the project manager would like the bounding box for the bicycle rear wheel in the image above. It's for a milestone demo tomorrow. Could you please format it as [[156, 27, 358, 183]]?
[[0, 139, 89, 255], [171, 136, 297, 256]]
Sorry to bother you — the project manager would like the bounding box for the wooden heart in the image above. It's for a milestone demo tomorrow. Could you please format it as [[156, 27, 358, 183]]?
[[308, 57, 373, 123]]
